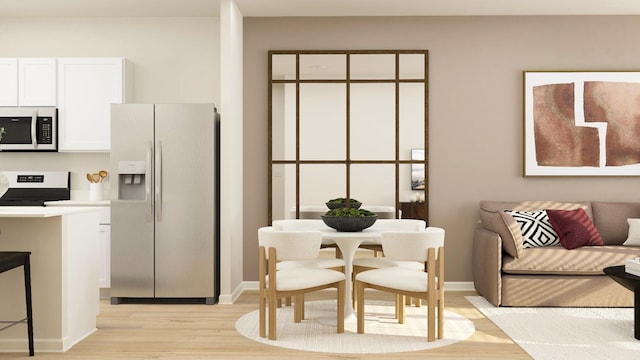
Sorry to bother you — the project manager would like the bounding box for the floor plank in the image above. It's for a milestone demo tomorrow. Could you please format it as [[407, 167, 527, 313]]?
[[0, 290, 531, 359]]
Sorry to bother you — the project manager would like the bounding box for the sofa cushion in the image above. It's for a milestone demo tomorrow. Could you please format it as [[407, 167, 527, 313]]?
[[480, 201, 592, 258], [502, 245, 640, 275], [547, 208, 604, 250], [591, 202, 640, 245], [503, 209, 559, 248]]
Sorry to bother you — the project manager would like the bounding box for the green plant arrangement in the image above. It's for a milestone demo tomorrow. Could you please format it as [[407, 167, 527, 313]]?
[[326, 197, 362, 210], [321, 207, 377, 232], [324, 207, 375, 217]]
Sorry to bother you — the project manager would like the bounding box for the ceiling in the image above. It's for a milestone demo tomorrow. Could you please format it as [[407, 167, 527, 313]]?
[[2, 0, 640, 17]]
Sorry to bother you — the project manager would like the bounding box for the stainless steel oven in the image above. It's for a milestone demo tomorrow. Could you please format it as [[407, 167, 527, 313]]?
[[0, 107, 57, 151], [0, 171, 70, 206]]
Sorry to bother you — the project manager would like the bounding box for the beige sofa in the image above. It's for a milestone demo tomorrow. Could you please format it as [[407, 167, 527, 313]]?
[[473, 200, 640, 307]]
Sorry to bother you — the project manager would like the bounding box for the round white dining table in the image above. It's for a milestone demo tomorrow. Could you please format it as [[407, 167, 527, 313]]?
[[320, 228, 382, 322]]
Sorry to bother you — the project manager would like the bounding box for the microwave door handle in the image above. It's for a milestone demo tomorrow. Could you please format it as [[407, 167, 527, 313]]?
[[31, 111, 38, 148]]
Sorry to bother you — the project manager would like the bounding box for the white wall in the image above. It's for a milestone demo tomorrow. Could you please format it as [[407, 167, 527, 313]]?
[[0, 17, 220, 196]]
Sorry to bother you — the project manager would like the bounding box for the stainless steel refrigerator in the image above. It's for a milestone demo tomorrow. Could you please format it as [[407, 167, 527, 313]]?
[[110, 103, 219, 304]]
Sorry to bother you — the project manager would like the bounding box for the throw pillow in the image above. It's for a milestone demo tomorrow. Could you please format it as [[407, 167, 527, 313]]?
[[546, 208, 604, 250], [624, 218, 640, 246], [503, 209, 560, 248]]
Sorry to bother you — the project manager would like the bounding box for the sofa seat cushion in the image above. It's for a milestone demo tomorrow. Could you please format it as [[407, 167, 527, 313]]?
[[502, 245, 640, 275]]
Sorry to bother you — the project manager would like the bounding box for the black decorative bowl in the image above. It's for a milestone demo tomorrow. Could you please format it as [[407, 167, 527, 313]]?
[[321, 215, 377, 232], [325, 201, 362, 210]]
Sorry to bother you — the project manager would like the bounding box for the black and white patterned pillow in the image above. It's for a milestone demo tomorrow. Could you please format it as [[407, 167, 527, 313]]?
[[503, 209, 560, 248]]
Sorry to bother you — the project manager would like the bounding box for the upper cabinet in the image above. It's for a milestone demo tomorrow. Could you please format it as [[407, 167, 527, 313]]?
[[19, 58, 57, 106], [0, 58, 57, 107], [0, 59, 18, 105], [57, 58, 132, 152]]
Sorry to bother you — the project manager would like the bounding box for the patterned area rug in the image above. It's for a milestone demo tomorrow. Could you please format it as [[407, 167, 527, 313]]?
[[467, 296, 640, 360], [235, 300, 475, 354]]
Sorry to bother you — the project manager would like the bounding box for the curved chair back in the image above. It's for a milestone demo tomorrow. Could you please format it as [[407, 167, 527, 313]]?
[[272, 219, 330, 231], [371, 219, 427, 232], [258, 226, 322, 261], [381, 227, 445, 262]]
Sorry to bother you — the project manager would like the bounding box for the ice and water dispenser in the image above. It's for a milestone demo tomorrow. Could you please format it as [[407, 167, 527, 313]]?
[[117, 161, 146, 200]]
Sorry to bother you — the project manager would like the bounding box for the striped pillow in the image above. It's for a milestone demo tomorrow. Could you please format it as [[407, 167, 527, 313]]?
[[503, 209, 560, 248]]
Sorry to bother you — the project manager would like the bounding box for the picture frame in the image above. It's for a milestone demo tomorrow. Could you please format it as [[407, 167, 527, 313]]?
[[523, 70, 640, 176]]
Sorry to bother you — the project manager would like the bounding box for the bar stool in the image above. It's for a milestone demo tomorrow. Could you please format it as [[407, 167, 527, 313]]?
[[0, 252, 34, 356]]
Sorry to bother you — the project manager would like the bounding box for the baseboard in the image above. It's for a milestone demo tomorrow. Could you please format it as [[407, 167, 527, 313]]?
[[218, 282, 244, 304]]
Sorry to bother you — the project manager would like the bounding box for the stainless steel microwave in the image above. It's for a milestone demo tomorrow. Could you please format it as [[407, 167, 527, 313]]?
[[0, 107, 57, 151]]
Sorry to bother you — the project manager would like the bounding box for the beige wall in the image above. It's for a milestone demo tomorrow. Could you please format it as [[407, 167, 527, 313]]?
[[243, 15, 640, 282], [0, 17, 219, 195]]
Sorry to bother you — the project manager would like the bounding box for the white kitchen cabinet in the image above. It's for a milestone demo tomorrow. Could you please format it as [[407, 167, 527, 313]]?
[[98, 223, 111, 288], [0, 58, 56, 107], [18, 58, 57, 106], [98, 207, 111, 288], [45, 201, 111, 290], [57, 58, 132, 152], [0, 58, 18, 106]]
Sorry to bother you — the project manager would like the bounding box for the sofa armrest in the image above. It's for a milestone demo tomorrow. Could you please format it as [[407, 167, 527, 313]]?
[[472, 228, 503, 306]]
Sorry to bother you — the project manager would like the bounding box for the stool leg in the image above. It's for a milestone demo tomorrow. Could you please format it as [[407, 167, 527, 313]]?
[[23, 255, 34, 356]]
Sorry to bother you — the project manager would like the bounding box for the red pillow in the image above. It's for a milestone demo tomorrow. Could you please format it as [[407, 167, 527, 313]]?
[[546, 208, 604, 250]]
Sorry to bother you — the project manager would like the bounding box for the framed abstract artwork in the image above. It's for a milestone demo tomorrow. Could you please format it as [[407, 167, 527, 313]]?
[[523, 71, 640, 176]]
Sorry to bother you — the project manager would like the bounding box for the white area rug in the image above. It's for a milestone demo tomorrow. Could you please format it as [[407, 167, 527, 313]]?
[[235, 300, 475, 354], [467, 296, 640, 360]]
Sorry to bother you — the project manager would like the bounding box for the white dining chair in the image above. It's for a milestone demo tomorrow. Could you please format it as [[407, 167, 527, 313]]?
[[353, 219, 427, 307], [258, 226, 346, 340], [354, 228, 445, 342]]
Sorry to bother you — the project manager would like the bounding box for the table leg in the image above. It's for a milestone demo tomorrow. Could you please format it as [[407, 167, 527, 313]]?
[[332, 238, 362, 322]]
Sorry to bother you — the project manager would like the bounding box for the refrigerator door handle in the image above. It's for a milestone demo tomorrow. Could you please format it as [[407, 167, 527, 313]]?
[[155, 140, 163, 221], [146, 141, 153, 220]]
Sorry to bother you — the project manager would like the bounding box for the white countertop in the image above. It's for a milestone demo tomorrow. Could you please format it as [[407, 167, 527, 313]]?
[[0, 206, 101, 218], [45, 200, 110, 207]]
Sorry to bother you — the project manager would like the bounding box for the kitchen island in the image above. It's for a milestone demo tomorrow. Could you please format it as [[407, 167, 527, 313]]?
[[0, 206, 101, 353]]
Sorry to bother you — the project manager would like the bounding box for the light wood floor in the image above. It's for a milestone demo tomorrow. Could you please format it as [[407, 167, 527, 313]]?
[[0, 290, 531, 359]]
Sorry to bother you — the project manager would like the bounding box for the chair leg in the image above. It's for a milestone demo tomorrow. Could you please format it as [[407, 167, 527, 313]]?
[[427, 293, 436, 342], [294, 294, 304, 323], [259, 293, 266, 338], [23, 256, 34, 357], [268, 293, 277, 340], [437, 293, 444, 339], [356, 281, 365, 334], [337, 281, 345, 334]]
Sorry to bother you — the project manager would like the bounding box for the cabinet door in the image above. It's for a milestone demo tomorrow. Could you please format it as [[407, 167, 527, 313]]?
[[98, 224, 111, 288], [18, 58, 57, 106], [58, 58, 126, 152], [0, 58, 18, 106]]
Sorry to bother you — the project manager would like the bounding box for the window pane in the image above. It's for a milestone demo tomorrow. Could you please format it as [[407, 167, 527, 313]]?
[[271, 54, 296, 80], [350, 54, 395, 80], [300, 83, 346, 160], [300, 54, 346, 80], [350, 83, 395, 160], [399, 53, 425, 80]]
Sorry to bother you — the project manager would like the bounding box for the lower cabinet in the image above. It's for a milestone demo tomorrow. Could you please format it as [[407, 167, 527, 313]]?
[[98, 223, 111, 288]]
